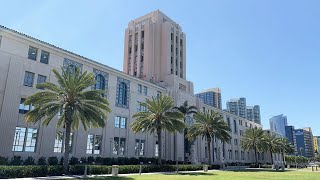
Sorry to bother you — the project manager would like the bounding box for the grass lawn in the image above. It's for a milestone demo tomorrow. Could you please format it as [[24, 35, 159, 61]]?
[[90, 169, 319, 180]]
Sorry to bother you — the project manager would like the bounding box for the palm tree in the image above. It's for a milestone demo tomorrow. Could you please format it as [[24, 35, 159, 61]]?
[[130, 95, 185, 164], [277, 138, 295, 165], [24, 68, 111, 173], [262, 132, 280, 165], [174, 101, 198, 162], [187, 111, 231, 164], [240, 127, 265, 164]]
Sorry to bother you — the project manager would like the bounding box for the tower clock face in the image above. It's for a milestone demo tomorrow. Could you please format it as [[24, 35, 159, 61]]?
[[185, 116, 193, 126]]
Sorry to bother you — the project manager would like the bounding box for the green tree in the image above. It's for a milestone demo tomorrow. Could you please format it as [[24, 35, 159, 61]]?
[[240, 127, 265, 164], [174, 101, 198, 162], [130, 95, 185, 164], [262, 132, 280, 165], [24, 68, 111, 173], [277, 138, 295, 164], [187, 111, 231, 164]]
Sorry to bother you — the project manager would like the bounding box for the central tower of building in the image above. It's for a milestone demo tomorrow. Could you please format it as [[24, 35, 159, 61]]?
[[123, 10, 186, 83]]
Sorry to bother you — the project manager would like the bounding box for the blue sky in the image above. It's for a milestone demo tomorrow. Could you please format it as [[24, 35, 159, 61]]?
[[2, 0, 320, 135]]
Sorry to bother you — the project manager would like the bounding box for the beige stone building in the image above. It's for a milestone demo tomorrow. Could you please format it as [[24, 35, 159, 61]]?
[[0, 10, 267, 165]]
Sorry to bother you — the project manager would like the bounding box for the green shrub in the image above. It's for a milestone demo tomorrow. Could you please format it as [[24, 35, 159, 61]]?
[[69, 157, 79, 165], [48, 157, 59, 165], [89, 165, 111, 175], [0, 156, 8, 165], [69, 164, 85, 175], [47, 165, 63, 176], [10, 156, 23, 165], [24, 156, 36, 165], [0, 165, 48, 178], [87, 156, 95, 164], [102, 157, 112, 165], [95, 157, 103, 164], [37, 157, 47, 165], [80, 157, 88, 164]]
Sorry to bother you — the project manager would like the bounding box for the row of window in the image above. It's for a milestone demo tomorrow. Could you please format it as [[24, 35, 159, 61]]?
[[28, 46, 49, 64], [23, 71, 47, 87], [12, 127, 150, 157]]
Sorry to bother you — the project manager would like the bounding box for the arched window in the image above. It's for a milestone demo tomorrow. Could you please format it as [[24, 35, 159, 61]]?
[[118, 82, 127, 105], [95, 74, 105, 90], [67, 64, 77, 74]]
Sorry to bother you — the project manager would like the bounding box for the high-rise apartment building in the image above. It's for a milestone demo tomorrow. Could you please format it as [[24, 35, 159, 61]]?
[[293, 127, 314, 158], [195, 88, 222, 109], [226, 98, 247, 118], [123, 10, 186, 83], [246, 105, 261, 124], [313, 136, 320, 155], [285, 126, 297, 154], [269, 114, 288, 137]]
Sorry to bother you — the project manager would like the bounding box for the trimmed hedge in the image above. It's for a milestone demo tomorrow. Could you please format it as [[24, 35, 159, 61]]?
[[0, 164, 220, 178]]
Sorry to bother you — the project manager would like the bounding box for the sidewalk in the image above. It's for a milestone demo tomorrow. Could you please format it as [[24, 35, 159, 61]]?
[[6, 169, 222, 180]]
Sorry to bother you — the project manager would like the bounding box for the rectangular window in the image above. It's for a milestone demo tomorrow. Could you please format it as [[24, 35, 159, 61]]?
[[40, 50, 49, 64], [157, 91, 161, 99], [135, 139, 140, 156], [37, 75, 46, 89], [234, 139, 238, 145], [115, 116, 120, 128], [23, 71, 35, 87], [12, 127, 26, 152], [24, 128, 38, 152], [54, 131, 64, 153], [113, 137, 119, 155], [119, 138, 126, 155], [28, 46, 38, 60], [53, 131, 73, 153], [12, 127, 38, 152], [113, 137, 126, 155], [94, 135, 102, 154], [143, 86, 147, 95], [140, 140, 145, 156], [120, 117, 127, 129], [155, 141, 159, 157], [86, 134, 94, 154], [19, 98, 30, 114], [138, 84, 142, 94]]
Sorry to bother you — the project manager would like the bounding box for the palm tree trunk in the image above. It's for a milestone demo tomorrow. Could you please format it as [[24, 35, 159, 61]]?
[[270, 151, 273, 165], [157, 129, 162, 165], [254, 147, 258, 164], [63, 121, 71, 174], [207, 137, 212, 164]]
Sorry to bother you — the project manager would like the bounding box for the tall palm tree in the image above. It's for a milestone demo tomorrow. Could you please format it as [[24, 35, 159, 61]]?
[[187, 111, 231, 164], [174, 101, 197, 162], [240, 127, 265, 164], [262, 132, 280, 165], [24, 68, 111, 173], [277, 138, 295, 165], [174, 101, 198, 119], [130, 95, 185, 164]]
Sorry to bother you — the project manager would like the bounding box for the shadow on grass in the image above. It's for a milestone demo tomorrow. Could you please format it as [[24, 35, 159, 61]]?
[[89, 176, 135, 180], [227, 169, 287, 173], [164, 172, 216, 176]]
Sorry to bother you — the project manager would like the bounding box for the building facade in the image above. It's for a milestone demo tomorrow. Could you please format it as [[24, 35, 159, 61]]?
[[293, 128, 314, 158], [195, 88, 222, 109], [0, 11, 263, 165], [269, 114, 287, 137]]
